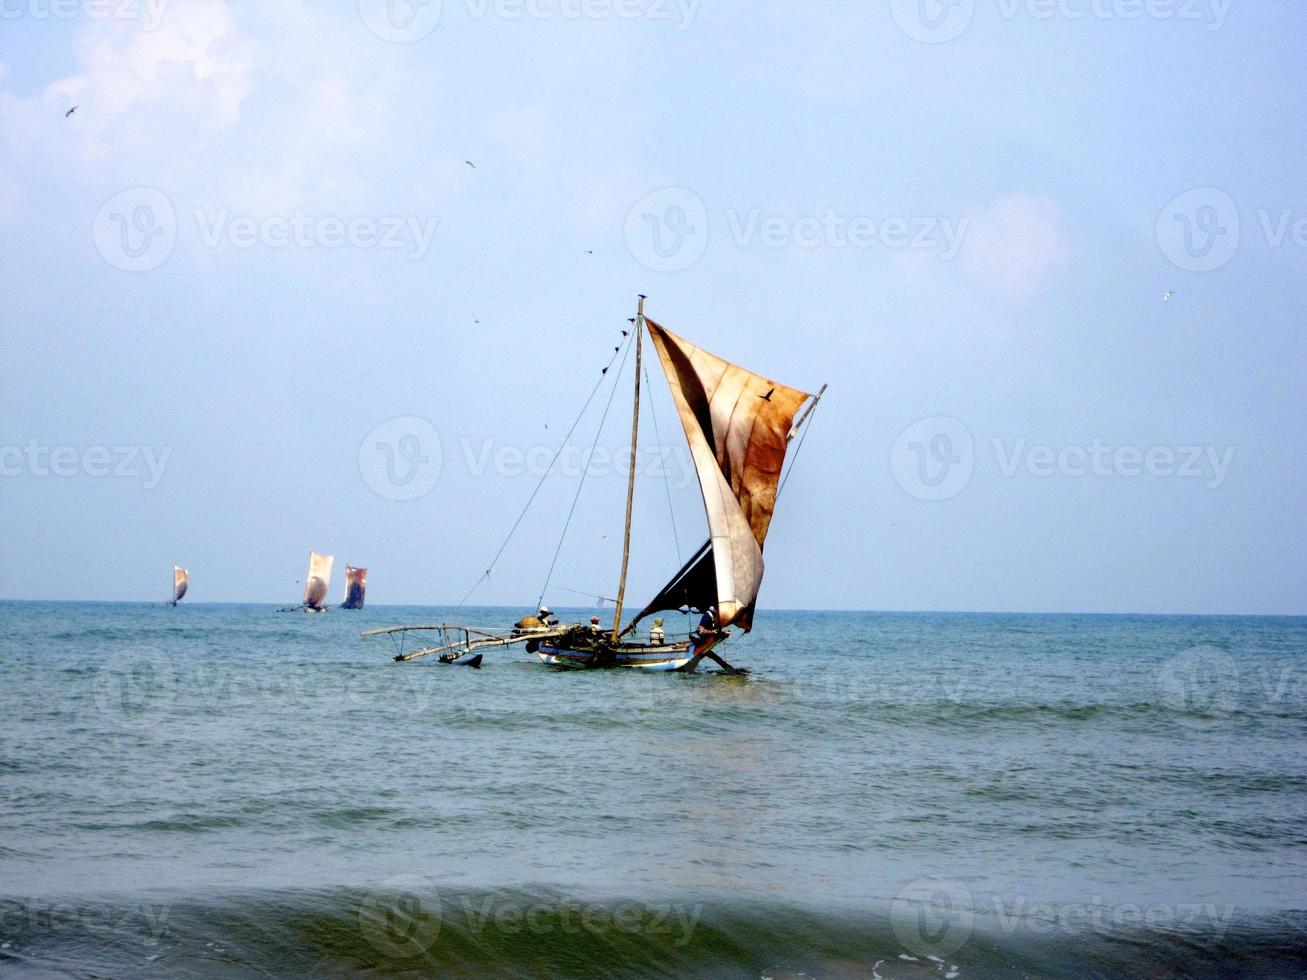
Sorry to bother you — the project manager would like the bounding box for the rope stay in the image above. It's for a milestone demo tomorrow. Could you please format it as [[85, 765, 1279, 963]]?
[[536, 330, 636, 609], [455, 332, 632, 610], [642, 358, 683, 566]]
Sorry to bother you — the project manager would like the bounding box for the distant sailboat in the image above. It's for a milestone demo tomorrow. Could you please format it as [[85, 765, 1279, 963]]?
[[341, 565, 367, 609], [169, 566, 189, 606], [284, 551, 334, 613]]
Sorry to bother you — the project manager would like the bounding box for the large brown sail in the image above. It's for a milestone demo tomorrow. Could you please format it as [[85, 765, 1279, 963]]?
[[303, 552, 334, 610], [172, 565, 189, 604], [639, 319, 814, 631], [341, 565, 367, 609]]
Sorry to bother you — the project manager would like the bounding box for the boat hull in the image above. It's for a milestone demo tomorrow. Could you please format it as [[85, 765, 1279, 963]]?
[[536, 636, 719, 672]]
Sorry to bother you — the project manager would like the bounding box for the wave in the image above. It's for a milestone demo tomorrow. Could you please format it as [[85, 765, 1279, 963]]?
[[1, 886, 1305, 978]]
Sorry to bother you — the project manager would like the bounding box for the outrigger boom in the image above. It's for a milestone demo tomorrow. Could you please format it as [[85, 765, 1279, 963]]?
[[362, 624, 569, 664]]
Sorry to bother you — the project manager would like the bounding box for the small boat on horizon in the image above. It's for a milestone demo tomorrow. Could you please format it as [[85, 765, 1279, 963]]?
[[169, 565, 188, 607], [340, 565, 367, 609], [281, 551, 333, 612]]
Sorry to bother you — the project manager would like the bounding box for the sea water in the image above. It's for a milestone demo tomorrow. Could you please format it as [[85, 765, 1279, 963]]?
[[1, 602, 1305, 977]]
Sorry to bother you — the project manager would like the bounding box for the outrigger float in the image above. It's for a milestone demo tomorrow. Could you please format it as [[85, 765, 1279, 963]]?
[[367, 296, 825, 672]]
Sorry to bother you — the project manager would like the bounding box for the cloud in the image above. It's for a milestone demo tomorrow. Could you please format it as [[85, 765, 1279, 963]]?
[[959, 193, 1072, 303]]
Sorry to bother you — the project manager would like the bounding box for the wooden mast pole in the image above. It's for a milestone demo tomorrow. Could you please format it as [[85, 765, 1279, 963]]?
[[611, 295, 644, 641]]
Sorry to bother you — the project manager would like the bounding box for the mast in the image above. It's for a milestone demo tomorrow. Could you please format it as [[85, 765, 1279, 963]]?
[[611, 295, 644, 641]]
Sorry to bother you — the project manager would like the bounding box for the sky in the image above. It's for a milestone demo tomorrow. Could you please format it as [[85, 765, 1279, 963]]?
[[0, 0, 1303, 614]]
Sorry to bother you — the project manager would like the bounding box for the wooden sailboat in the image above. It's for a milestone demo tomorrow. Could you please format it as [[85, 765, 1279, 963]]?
[[282, 551, 334, 612], [366, 296, 823, 671], [536, 297, 824, 672], [169, 565, 189, 606], [341, 565, 367, 609]]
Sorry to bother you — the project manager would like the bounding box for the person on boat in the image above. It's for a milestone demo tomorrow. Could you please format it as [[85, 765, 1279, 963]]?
[[691, 606, 721, 644], [513, 607, 556, 633], [649, 618, 666, 645], [588, 615, 603, 634]]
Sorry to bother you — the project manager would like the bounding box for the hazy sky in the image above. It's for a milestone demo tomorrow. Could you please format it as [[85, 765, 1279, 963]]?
[[1, 0, 1303, 613]]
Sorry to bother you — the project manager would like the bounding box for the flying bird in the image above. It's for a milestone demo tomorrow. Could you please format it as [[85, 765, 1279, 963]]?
[[759, 387, 775, 402], [473, 315, 480, 324], [1163, 290, 1175, 303], [464, 160, 476, 169], [621, 330, 629, 337], [585, 250, 594, 255], [65, 106, 78, 118]]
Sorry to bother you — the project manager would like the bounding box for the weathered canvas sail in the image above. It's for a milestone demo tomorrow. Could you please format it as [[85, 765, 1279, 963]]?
[[640, 319, 813, 631], [303, 552, 334, 609], [341, 565, 367, 609], [172, 565, 189, 604]]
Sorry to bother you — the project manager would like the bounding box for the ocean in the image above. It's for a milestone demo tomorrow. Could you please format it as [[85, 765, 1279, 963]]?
[[1, 602, 1305, 977]]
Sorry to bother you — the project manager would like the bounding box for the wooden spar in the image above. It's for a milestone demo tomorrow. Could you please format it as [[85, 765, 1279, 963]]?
[[788, 383, 828, 442], [611, 295, 644, 641]]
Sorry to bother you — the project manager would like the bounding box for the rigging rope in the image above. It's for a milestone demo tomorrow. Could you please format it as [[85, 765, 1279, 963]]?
[[455, 334, 631, 610], [642, 358, 683, 565], [536, 330, 635, 609], [776, 399, 817, 502]]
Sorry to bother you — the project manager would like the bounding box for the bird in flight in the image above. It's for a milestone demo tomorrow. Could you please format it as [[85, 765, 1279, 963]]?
[[65, 106, 78, 118], [464, 160, 476, 169], [759, 387, 775, 402], [1163, 290, 1175, 303], [585, 250, 593, 255], [473, 315, 480, 324]]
